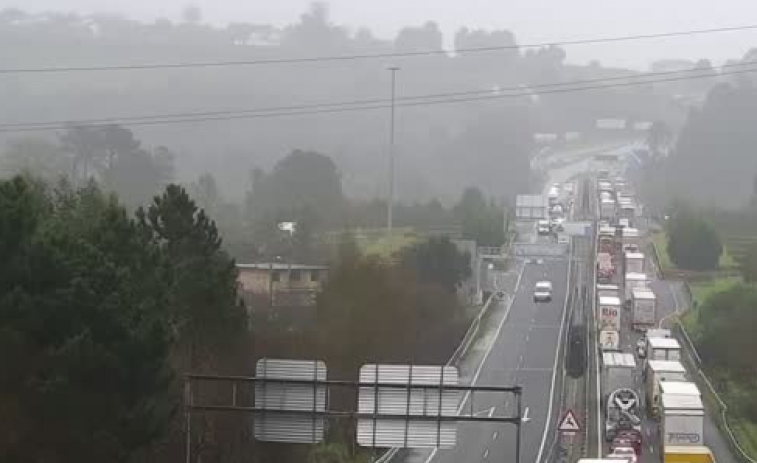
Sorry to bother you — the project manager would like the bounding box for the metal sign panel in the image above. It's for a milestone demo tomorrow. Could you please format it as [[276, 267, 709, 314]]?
[[596, 118, 627, 130], [599, 330, 620, 350], [516, 194, 548, 220], [513, 243, 569, 257], [254, 359, 327, 443], [558, 409, 582, 432], [562, 221, 593, 237], [357, 364, 460, 449]]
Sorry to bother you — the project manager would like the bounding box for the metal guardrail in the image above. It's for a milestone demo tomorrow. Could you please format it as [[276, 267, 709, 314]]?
[[652, 232, 757, 463], [674, 321, 756, 463]]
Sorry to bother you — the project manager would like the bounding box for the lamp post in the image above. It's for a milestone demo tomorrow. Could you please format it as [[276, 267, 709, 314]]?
[[386, 66, 400, 237]]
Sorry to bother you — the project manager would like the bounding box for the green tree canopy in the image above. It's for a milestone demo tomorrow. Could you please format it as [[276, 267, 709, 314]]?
[[454, 187, 506, 247], [137, 184, 247, 367], [0, 176, 174, 462], [399, 236, 471, 293], [666, 204, 723, 271]]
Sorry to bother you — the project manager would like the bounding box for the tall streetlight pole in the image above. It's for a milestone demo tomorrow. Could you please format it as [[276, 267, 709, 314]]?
[[387, 66, 400, 237]]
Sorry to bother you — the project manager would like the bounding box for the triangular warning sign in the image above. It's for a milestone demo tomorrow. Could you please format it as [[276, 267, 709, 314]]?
[[558, 409, 581, 432]]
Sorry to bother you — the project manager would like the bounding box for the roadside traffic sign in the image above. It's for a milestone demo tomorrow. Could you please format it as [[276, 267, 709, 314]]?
[[558, 409, 581, 433]]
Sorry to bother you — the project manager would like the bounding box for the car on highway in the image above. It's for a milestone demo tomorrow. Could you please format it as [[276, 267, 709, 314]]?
[[533, 281, 553, 302], [607, 446, 638, 463], [614, 430, 642, 456], [537, 219, 551, 235]]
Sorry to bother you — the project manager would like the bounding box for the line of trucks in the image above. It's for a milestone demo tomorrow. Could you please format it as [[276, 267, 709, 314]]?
[[593, 174, 714, 463]]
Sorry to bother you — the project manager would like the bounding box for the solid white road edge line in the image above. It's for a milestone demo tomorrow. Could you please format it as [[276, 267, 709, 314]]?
[[534, 247, 573, 463], [424, 261, 526, 463]]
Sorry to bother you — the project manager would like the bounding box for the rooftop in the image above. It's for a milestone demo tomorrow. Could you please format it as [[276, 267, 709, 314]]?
[[647, 360, 686, 373], [648, 337, 681, 349], [602, 351, 636, 368], [660, 381, 701, 396]]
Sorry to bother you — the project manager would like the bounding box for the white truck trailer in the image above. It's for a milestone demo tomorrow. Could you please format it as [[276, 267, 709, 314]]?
[[596, 283, 620, 299], [661, 393, 705, 448], [600, 198, 617, 221], [624, 272, 649, 308], [622, 227, 641, 253], [645, 360, 688, 417], [631, 288, 656, 331], [625, 252, 645, 275], [648, 337, 682, 361], [602, 352, 637, 400], [598, 296, 623, 331]]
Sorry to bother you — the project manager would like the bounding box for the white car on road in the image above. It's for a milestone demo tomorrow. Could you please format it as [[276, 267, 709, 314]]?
[[533, 281, 553, 302]]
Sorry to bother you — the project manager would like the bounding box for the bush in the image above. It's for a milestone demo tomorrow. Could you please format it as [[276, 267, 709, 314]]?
[[667, 205, 723, 271]]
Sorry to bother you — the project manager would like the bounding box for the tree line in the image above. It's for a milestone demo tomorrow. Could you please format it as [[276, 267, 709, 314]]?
[[0, 172, 482, 462], [2, 125, 508, 264]]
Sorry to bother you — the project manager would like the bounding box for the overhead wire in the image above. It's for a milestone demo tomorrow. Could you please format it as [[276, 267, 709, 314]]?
[[1, 24, 757, 73], [5, 59, 756, 129], [0, 63, 753, 133]]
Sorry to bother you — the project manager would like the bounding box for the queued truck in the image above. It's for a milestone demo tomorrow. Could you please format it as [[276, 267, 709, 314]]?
[[597, 253, 615, 283], [624, 272, 649, 308], [645, 360, 688, 417], [597, 283, 620, 299], [599, 226, 617, 254], [661, 392, 705, 448], [624, 252, 645, 275], [598, 296, 623, 332], [622, 227, 641, 253], [603, 354, 642, 441], [601, 198, 617, 221], [648, 337, 682, 361], [664, 446, 716, 463], [631, 288, 656, 331]]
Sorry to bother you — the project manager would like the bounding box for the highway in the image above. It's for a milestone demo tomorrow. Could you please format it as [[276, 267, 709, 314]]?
[[424, 256, 571, 463]]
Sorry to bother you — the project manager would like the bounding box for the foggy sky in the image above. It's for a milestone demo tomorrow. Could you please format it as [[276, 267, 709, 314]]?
[[5, 0, 757, 69]]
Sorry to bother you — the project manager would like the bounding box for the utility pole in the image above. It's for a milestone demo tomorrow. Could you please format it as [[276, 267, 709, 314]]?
[[386, 66, 400, 237]]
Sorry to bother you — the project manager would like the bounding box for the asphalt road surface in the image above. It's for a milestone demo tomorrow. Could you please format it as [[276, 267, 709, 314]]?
[[424, 257, 571, 463]]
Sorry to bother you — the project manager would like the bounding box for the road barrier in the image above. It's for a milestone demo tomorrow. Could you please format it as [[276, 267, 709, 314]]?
[[652, 232, 756, 463], [674, 321, 756, 463]]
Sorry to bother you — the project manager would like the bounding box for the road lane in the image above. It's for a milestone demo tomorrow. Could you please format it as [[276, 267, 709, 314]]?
[[426, 258, 571, 463]]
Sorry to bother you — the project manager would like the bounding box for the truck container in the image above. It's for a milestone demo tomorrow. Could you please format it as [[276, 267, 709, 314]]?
[[645, 360, 687, 417], [597, 253, 615, 283], [601, 198, 617, 220], [648, 337, 682, 361], [602, 352, 636, 399], [619, 205, 636, 227], [624, 273, 649, 306], [624, 252, 645, 275], [600, 329, 621, 351], [661, 393, 705, 447], [631, 289, 656, 331], [597, 283, 620, 299], [598, 296, 623, 331], [622, 227, 641, 253], [663, 446, 715, 463], [661, 381, 701, 400], [647, 328, 672, 340]]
